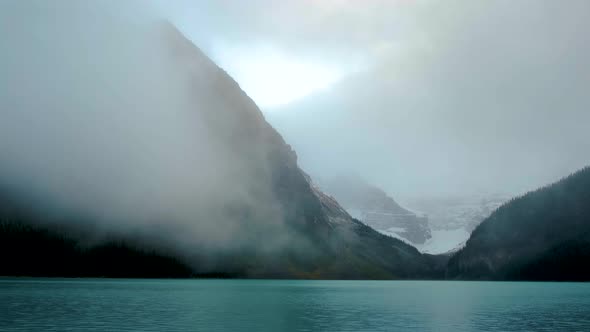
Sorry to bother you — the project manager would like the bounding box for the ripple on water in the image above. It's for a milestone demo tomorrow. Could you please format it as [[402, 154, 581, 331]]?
[[1, 279, 590, 332]]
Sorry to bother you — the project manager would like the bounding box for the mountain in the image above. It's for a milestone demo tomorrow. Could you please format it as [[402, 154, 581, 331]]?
[[0, 16, 441, 279], [403, 194, 508, 254], [446, 167, 590, 281], [405, 194, 508, 234], [318, 175, 431, 245]]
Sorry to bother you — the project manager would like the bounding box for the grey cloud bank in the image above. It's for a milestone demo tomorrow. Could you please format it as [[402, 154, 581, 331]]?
[[0, 1, 287, 253], [2, 0, 588, 227], [263, 0, 590, 198]]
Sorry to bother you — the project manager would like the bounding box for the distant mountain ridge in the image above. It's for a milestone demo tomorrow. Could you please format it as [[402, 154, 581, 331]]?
[[318, 175, 431, 245]]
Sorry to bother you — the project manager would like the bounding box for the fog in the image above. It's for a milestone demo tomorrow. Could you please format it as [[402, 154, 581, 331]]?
[[158, 0, 590, 199], [267, 0, 590, 199], [1, 0, 589, 256], [0, 1, 287, 253]]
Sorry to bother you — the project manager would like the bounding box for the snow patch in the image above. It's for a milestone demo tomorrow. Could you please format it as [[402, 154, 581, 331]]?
[[416, 228, 471, 254]]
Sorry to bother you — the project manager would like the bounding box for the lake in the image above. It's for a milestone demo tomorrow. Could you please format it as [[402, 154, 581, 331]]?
[[1, 279, 589, 331]]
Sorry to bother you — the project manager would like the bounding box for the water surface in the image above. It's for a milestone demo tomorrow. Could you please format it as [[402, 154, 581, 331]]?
[[1, 278, 589, 331]]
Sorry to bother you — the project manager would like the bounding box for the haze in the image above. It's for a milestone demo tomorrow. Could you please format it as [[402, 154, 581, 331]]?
[[160, 0, 590, 200], [1, 0, 589, 254], [0, 0, 289, 255]]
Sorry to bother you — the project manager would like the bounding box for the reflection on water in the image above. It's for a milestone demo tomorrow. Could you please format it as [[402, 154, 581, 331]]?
[[1, 279, 589, 331]]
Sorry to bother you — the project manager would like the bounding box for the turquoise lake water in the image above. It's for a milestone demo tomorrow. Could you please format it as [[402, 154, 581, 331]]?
[[1, 278, 589, 331]]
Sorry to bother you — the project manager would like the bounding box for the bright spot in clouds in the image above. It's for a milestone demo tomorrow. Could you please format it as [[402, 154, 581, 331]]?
[[212, 45, 351, 108]]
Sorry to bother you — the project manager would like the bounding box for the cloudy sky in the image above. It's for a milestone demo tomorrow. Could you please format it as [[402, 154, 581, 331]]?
[[8, 1, 583, 200], [157, 0, 590, 199], [158, 0, 422, 107]]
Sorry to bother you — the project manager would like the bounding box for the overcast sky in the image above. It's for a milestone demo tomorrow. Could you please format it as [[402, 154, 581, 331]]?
[[4, 1, 586, 201], [158, 0, 422, 106], [156, 0, 590, 199]]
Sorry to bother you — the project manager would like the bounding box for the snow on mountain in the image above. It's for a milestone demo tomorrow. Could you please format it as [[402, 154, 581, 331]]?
[[317, 175, 432, 245], [417, 228, 470, 255], [400, 194, 508, 254], [316, 176, 507, 255], [404, 194, 508, 233]]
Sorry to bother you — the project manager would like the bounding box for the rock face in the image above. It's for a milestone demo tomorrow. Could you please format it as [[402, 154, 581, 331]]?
[[318, 176, 431, 245], [0, 10, 441, 279], [447, 167, 590, 281]]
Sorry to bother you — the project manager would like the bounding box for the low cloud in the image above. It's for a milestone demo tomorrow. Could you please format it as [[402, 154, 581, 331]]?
[[0, 1, 288, 255], [262, 0, 590, 198]]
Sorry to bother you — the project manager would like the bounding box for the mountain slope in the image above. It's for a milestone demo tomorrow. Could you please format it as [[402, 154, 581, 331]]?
[[162, 24, 441, 279], [318, 175, 431, 245], [446, 166, 590, 280], [0, 13, 439, 279]]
